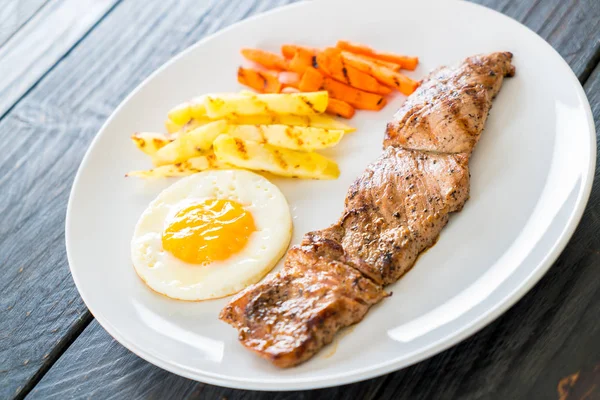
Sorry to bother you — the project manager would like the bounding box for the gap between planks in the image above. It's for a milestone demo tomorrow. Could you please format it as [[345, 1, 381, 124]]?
[[14, 313, 94, 400], [0, 0, 52, 48]]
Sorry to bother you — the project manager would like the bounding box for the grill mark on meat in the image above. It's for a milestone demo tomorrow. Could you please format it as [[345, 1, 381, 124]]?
[[385, 52, 514, 153], [220, 247, 386, 367], [220, 52, 514, 368]]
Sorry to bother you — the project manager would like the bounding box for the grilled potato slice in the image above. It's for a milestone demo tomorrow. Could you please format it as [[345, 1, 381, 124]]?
[[170, 114, 354, 134], [227, 114, 355, 132], [213, 134, 339, 179], [127, 153, 229, 178], [167, 117, 213, 140], [226, 124, 343, 151], [189, 95, 208, 118], [153, 120, 227, 166], [167, 102, 192, 126], [165, 119, 183, 134], [205, 91, 328, 118], [131, 132, 172, 156], [166, 96, 209, 127]]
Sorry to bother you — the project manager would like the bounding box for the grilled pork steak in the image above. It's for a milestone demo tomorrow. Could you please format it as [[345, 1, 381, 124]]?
[[305, 147, 470, 285], [219, 246, 386, 368], [220, 52, 514, 367], [385, 52, 515, 153]]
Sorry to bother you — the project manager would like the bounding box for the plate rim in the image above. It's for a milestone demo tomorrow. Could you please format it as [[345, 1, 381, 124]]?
[[65, 0, 597, 391]]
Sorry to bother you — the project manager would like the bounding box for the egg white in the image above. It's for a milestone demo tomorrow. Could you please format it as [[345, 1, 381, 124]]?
[[131, 169, 292, 301]]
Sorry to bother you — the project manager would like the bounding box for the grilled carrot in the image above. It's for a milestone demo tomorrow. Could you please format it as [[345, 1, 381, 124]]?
[[288, 47, 316, 74], [342, 52, 402, 72], [341, 52, 419, 95], [318, 48, 391, 95], [241, 48, 288, 70], [281, 44, 317, 59], [237, 67, 282, 93], [326, 98, 355, 119], [299, 67, 324, 92], [336, 40, 419, 71], [322, 77, 386, 111]]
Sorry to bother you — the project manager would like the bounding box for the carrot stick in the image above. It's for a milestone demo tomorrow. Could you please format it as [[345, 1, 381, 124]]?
[[314, 51, 332, 76], [336, 40, 419, 71], [288, 47, 315, 74], [241, 48, 288, 70], [281, 45, 296, 59], [278, 71, 301, 88], [322, 77, 386, 111], [326, 98, 355, 119], [298, 67, 324, 92], [341, 52, 420, 96], [342, 52, 402, 72], [237, 67, 282, 93], [281, 44, 317, 59], [318, 48, 391, 95]]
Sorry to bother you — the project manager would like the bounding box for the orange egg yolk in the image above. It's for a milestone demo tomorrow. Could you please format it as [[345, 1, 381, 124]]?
[[162, 199, 256, 265]]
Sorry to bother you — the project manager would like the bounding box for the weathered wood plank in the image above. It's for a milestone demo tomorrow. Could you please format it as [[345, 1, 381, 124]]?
[[27, 322, 387, 400], [0, 0, 50, 48], [0, 0, 298, 399], [477, 0, 600, 82], [0, 0, 121, 118], [3, 0, 600, 399]]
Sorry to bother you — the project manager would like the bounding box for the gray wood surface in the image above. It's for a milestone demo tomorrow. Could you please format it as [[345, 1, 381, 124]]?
[[0, 0, 49, 47], [0, 0, 120, 118], [0, 0, 598, 399], [476, 0, 600, 83]]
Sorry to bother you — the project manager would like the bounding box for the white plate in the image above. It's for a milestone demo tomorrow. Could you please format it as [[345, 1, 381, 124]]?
[[66, 0, 596, 391]]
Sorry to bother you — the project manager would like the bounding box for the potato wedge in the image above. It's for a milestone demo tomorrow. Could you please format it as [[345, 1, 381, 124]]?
[[190, 96, 207, 118], [153, 120, 227, 166], [127, 153, 229, 178], [213, 134, 339, 179], [226, 124, 343, 151], [167, 117, 214, 140], [167, 102, 192, 125], [169, 114, 354, 134], [131, 132, 172, 156], [165, 119, 183, 134], [204, 91, 328, 118], [166, 118, 207, 137], [227, 114, 355, 133], [166, 96, 208, 127]]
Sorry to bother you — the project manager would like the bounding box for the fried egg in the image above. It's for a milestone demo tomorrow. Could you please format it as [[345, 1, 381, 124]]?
[[131, 169, 292, 301]]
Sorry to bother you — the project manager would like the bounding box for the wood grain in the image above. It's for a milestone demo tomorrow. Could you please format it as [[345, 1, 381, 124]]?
[[27, 322, 387, 400], [0, 0, 120, 118], [0, 0, 599, 399], [0, 0, 297, 399], [0, 0, 50, 48]]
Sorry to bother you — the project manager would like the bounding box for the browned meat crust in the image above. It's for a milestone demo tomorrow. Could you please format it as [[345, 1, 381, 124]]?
[[220, 52, 515, 368], [305, 147, 470, 285], [385, 52, 515, 153], [219, 246, 387, 367]]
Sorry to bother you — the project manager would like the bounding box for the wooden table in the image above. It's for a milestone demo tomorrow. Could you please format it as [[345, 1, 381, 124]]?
[[1, 0, 599, 399]]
